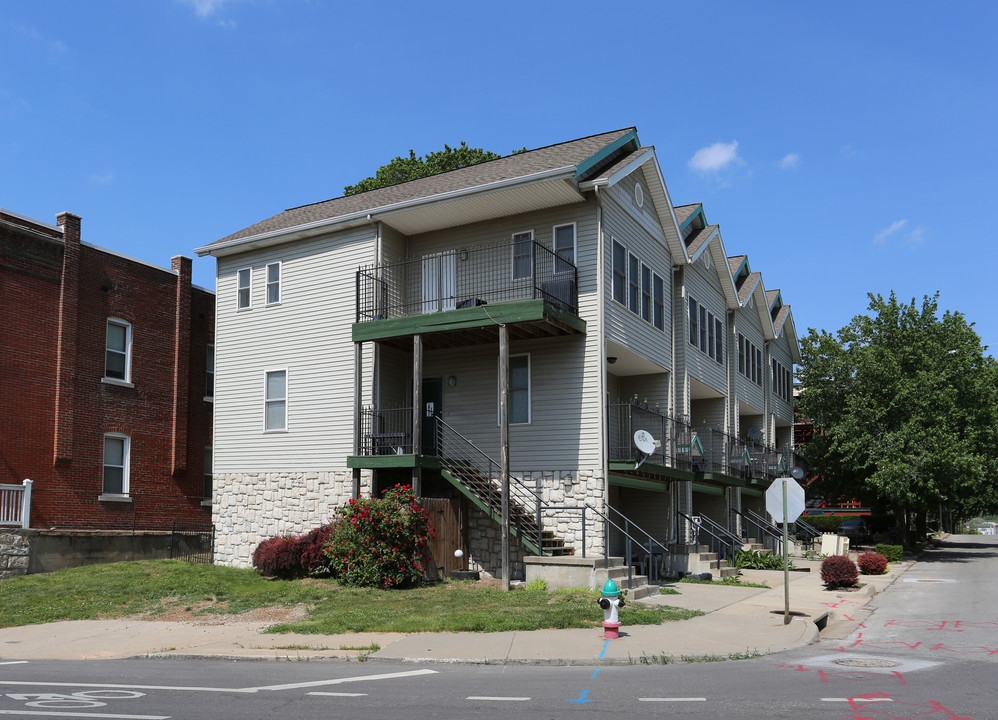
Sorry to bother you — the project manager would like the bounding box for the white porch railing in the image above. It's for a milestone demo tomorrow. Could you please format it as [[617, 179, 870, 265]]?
[[0, 479, 32, 529]]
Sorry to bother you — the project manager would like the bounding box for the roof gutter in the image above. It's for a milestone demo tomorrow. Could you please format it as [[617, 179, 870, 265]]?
[[195, 165, 577, 257]]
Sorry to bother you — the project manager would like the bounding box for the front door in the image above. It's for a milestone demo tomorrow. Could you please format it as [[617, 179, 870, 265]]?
[[422, 378, 443, 455]]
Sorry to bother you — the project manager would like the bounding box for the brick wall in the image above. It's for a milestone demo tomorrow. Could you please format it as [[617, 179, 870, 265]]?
[[0, 210, 214, 530]]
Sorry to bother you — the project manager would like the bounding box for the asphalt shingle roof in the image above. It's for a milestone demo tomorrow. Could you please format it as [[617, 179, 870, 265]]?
[[208, 128, 636, 247]]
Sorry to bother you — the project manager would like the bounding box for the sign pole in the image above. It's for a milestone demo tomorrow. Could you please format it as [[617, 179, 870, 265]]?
[[782, 479, 790, 625]]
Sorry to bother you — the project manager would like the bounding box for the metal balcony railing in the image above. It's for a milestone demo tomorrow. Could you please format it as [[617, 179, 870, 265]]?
[[359, 406, 414, 456], [607, 401, 697, 471], [356, 239, 578, 322]]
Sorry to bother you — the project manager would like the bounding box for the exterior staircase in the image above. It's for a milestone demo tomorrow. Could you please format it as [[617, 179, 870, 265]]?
[[594, 558, 660, 600]]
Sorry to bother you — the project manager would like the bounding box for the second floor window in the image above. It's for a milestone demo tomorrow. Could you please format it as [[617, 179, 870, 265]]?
[[265, 369, 287, 431], [653, 274, 664, 330], [266, 262, 281, 304], [628, 253, 639, 313], [612, 240, 626, 304], [105, 318, 131, 381], [205, 344, 215, 398], [554, 224, 575, 274], [510, 354, 530, 424], [512, 231, 533, 280], [237, 268, 251, 309]]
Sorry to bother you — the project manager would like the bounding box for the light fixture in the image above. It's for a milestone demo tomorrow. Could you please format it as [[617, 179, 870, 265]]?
[[607, 356, 617, 364], [447, 375, 457, 387]]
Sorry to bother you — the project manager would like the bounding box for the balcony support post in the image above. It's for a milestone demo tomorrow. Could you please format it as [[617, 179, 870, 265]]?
[[499, 324, 511, 591], [411, 334, 423, 497], [353, 341, 362, 498]]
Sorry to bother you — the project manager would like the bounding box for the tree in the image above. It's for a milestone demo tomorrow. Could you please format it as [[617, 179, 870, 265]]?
[[796, 292, 998, 544], [344, 142, 504, 196]]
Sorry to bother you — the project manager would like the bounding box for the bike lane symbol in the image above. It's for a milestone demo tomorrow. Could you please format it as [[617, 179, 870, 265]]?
[[6, 689, 146, 708]]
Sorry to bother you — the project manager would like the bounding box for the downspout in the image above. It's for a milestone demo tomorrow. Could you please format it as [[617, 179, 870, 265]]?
[[594, 185, 608, 534]]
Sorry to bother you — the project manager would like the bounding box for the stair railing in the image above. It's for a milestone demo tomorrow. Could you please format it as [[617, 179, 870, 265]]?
[[677, 510, 741, 563], [734, 507, 784, 554], [794, 516, 821, 543], [434, 415, 545, 548]]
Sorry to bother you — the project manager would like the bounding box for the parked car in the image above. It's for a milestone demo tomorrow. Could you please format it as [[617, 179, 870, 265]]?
[[836, 518, 872, 543]]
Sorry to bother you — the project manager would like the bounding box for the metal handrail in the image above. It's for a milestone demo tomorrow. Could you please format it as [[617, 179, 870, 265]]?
[[540, 503, 670, 587], [678, 510, 740, 562], [794, 516, 821, 541], [733, 507, 783, 553], [356, 238, 579, 322]]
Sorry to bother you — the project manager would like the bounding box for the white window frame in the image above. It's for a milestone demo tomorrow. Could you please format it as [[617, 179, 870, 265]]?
[[102, 433, 130, 495], [498, 353, 532, 426], [264, 368, 288, 432], [237, 267, 252, 310], [553, 223, 576, 274], [611, 239, 626, 305], [266, 262, 281, 306], [653, 273, 665, 331], [205, 343, 215, 401], [511, 230, 534, 280], [104, 318, 132, 383]]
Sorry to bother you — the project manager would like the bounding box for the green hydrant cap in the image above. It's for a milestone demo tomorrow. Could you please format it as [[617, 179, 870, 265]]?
[[601, 579, 620, 597]]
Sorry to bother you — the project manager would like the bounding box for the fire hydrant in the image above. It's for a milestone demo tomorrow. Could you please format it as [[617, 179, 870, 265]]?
[[597, 578, 625, 639]]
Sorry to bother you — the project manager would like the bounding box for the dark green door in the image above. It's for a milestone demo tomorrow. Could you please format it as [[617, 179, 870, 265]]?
[[422, 378, 443, 455]]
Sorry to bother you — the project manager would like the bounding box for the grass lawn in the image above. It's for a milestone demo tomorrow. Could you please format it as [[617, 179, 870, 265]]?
[[0, 560, 703, 634]]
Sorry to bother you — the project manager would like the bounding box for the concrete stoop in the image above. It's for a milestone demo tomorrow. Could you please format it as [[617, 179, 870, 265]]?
[[522, 555, 660, 599]]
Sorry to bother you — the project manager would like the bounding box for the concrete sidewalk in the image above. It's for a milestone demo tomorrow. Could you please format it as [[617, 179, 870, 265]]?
[[0, 558, 910, 665]]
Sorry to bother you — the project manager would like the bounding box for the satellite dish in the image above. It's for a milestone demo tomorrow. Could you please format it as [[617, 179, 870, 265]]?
[[791, 466, 805, 481], [747, 427, 763, 441], [634, 430, 658, 455]]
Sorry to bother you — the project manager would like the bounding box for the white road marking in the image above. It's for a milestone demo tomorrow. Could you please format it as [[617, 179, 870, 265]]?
[[251, 668, 437, 692], [821, 698, 894, 702], [0, 669, 438, 696], [639, 697, 707, 702], [466, 696, 530, 701], [307, 692, 367, 697], [0, 663, 29, 667], [0, 712, 168, 719]]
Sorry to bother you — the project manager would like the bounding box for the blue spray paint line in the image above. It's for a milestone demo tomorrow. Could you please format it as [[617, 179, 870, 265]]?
[[591, 669, 600, 679], [567, 689, 592, 704], [599, 639, 609, 658]]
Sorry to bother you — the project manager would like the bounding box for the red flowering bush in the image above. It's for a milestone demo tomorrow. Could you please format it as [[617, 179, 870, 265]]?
[[857, 551, 888, 575], [324, 484, 435, 589], [252, 535, 305, 579], [820, 554, 859, 588]]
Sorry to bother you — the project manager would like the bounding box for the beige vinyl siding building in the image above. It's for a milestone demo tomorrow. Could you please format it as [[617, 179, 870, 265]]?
[[197, 127, 803, 577]]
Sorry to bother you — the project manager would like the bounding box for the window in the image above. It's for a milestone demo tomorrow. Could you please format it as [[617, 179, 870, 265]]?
[[203, 446, 213, 499], [634, 182, 644, 208], [105, 318, 131, 382], [707, 312, 715, 359], [512, 231, 533, 280], [553, 224, 575, 274], [237, 268, 252, 309], [205, 344, 215, 399], [265, 369, 287, 431], [641, 264, 652, 322], [509, 354, 531, 424], [103, 434, 129, 495], [689, 296, 698, 346], [714, 317, 724, 363], [738, 333, 764, 386], [612, 240, 626, 304], [266, 262, 281, 305], [699, 305, 707, 353], [628, 253, 639, 314], [653, 274, 664, 331], [738, 333, 746, 375]]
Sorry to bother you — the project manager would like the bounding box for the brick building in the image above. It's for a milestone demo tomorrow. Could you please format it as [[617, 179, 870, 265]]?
[[1, 208, 214, 530]]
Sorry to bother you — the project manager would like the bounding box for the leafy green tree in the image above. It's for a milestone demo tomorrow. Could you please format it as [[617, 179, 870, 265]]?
[[796, 292, 998, 544], [344, 142, 504, 195]]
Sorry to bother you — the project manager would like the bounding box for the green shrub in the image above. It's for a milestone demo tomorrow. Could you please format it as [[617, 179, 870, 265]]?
[[734, 549, 790, 570], [857, 552, 888, 575], [820, 555, 858, 588], [325, 484, 434, 589], [805, 515, 860, 532], [875, 544, 903, 562]]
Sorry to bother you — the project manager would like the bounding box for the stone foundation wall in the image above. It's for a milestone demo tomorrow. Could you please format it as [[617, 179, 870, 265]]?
[[212, 470, 371, 568], [0, 531, 29, 579], [467, 506, 527, 580]]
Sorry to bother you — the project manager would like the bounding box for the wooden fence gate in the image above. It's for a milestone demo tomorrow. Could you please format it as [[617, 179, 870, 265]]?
[[419, 497, 468, 580]]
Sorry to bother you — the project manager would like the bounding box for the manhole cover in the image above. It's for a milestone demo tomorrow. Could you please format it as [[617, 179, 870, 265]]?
[[833, 658, 901, 668]]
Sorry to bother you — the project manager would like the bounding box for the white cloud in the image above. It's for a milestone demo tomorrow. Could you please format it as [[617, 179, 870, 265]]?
[[89, 171, 115, 186], [906, 225, 927, 247], [779, 153, 801, 170], [874, 220, 907, 244], [689, 141, 740, 173], [176, 0, 244, 23]]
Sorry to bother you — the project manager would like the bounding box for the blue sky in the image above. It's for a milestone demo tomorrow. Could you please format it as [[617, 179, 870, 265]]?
[[3, 1, 996, 354]]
